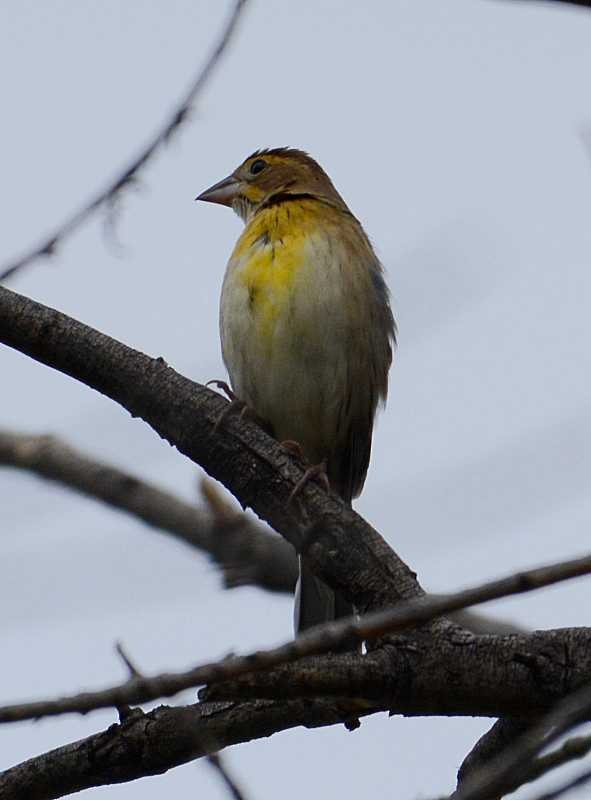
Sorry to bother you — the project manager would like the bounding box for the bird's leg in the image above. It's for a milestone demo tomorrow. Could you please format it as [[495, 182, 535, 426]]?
[[288, 459, 330, 506]]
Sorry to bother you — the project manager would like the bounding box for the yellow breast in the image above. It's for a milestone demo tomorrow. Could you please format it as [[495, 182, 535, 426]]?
[[230, 201, 318, 343]]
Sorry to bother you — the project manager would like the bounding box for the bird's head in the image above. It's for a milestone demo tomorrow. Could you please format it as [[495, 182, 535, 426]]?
[[195, 147, 347, 222]]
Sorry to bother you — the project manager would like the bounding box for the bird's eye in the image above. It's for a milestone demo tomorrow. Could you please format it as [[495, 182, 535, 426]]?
[[249, 159, 267, 175]]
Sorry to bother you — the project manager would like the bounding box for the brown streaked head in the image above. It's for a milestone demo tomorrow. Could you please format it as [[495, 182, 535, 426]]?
[[195, 147, 348, 221]]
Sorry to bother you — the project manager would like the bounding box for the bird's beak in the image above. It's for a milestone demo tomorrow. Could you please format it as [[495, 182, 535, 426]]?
[[195, 174, 241, 206]]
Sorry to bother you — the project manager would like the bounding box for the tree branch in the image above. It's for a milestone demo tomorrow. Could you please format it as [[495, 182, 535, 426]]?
[[0, 430, 297, 593], [509, 1, 591, 7], [455, 718, 530, 798], [0, 283, 421, 615], [0, 428, 527, 635], [0, 698, 364, 800], [0, 0, 248, 283], [2, 287, 591, 798], [530, 766, 591, 800], [207, 752, 250, 800], [448, 682, 591, 800], [1, 551, 590, 724], [4, 625, 591, 800]]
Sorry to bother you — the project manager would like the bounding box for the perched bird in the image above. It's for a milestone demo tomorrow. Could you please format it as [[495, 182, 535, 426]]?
[[196, 148, 395, 634]]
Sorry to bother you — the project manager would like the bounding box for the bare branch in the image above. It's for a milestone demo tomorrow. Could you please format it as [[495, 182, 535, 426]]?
[[1, 551, 590, 724], [0, 0, 248, 283], [525, 735, 591, 791], [530, 766, 591, 800], [0, 429, 297, 593], [457, 718, 530, 792], [456, 733, 591, 799], [502, 1, 591, 8], [0, 698, 361, 800], [0, 284, 422, 616], [114, 642, 143, 679], [449, 683, 591, 800], [206, 753, 249, 800], [4, 630, 591, 799], [0, 428, 527, 636]]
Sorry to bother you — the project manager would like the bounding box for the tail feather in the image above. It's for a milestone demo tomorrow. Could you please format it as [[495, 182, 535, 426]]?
[[294, 556, 356, 637]]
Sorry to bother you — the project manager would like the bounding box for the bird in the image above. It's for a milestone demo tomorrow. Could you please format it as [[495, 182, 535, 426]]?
[[196, 147, 395, 636]]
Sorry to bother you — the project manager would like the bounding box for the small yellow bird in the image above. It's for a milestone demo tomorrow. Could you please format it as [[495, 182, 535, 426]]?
[[197, 148, 395, 634]]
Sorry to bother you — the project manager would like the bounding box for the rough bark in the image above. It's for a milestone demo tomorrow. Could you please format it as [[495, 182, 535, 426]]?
[[0, 699, 362, 800], [0, 285, 421, 611]]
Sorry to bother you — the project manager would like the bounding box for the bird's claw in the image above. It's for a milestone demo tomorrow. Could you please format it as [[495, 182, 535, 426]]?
[[288, 460, 330, 506], [206, 379, 236, 402]]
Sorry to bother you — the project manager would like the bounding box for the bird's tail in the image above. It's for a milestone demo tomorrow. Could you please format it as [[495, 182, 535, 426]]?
[[294, 556, 356, 638]]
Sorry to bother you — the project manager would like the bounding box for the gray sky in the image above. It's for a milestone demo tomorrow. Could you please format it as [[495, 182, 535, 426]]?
[[2, 1, 591, 797]]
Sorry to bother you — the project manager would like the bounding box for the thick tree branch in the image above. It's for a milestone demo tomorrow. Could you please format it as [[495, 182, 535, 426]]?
[[1, 552, 590, 724], [201, 627, 591, 718], [0, 698, 367, 800], [2, 287, 589, 798], [0, 430, 297, 593], [0, 0, 249, 283], [0, 284, 421, 614], [4, 625, 591, 800]]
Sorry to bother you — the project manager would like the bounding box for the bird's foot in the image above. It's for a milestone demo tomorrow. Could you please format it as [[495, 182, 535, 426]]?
[[207, 380, 248, 433], [288, 460, 330, 506]]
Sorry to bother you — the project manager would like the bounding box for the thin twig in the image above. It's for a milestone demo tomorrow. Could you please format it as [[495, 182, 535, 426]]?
[[115, 641, 143, 678], [206, 753, 249, 800], [502, 1, 591, 8], [113, 641, 144, 722], [0, 551, 589, 724], [0, 0, 248, 283], [526, 735, 591, 787], [530, 765, 591, 800]]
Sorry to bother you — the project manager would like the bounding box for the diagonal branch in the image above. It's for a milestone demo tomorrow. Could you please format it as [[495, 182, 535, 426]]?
[[0, 0, 248, 283], [0, 283, 421, 614], [449, 682, 591, 800], [530, 766, 591, 800], [498, 1, 591, 8], [0, 430, 297, 593], [0, 427, 528, 635], [206, 752, 250, 800], [1, 427, 528, 637], [510, 1, 591, 7], [506, 734, 591, 798]]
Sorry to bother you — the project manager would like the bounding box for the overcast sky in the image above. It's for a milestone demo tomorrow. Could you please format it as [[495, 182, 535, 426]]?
[[2, 1, 591, 798]]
